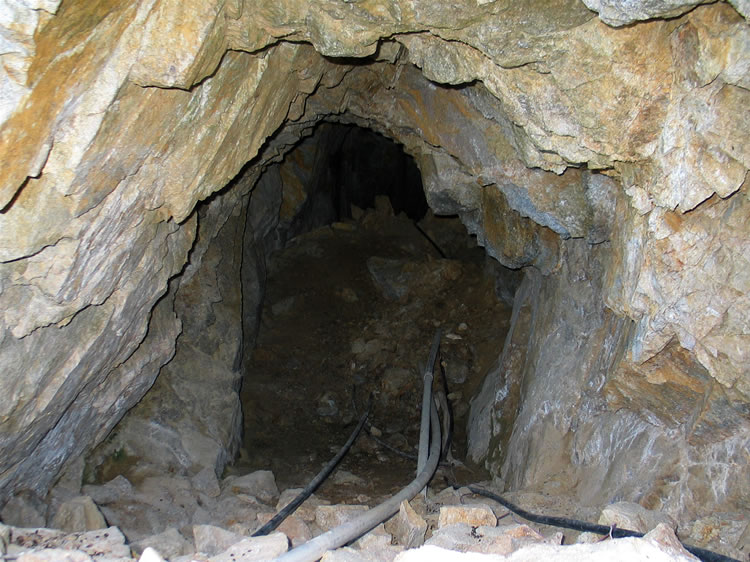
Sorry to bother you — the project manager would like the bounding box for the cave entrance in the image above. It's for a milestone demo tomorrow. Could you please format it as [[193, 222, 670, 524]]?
[[231, 123, 512, 503]]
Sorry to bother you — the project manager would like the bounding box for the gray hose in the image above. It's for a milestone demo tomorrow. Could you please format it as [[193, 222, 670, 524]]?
[[417, 330, 441, 476], [275, 401, 442, 562], [253, 401, 371, 537]]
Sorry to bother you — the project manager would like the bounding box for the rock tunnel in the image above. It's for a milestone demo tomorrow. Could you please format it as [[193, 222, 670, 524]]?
[[0, 0, 749, 558]]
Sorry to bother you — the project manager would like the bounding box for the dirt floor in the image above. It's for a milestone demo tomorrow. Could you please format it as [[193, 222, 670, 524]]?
[[228, 202, 512, 506]]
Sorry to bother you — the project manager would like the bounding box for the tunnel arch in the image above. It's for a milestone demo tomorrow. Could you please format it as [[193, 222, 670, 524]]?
[[0, 4, 747, 547]]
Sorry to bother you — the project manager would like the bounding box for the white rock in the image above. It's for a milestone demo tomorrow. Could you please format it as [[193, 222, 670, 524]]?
[[315, 505, 368, 532], [226, 470, 279, 503], [208, 533, 289, 561], [599, 502, 676, 534], [438, 504, 497, 528], [384, 500, 427, 548], [276, 489, 329, 523], [256, 512, 311, 547], [16, 549, 93, 562], [82, 476, 134, 505], [132, 527, 192, 559], [191, 467, 221, 498], [193, 524, 246, 556], [50, 496, 107, 532]]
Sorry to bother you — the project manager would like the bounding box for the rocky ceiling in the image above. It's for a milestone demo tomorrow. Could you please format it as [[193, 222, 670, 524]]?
[[0, 0, 748, 533]]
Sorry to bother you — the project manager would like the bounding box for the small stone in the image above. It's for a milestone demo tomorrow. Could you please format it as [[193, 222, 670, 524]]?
[[424, 523, 475, 551], [315, 505, 369, 532], [50, 496, 107, 532], [599, 501, 676, 534], [14, 526, 131, 559], [331, 470, 367, 487], [0, 523, 9, 554], [457, 323, 468, 331], [132, 527, 192, 559], [320, 546, 368, 561], [576, 531, 602, 544], [465, 524, 545, 555], [384, 500, 427, 548], [16, 549, 93, 562], [191, 466, 221, 498], [208, 533, 288, 561], [82, 475, 134, 505], [0, 492, 46, 528], [227, 470, 279, 503], [256, 513, 311, 547], [354, 527, 404, 561], [194, 524, 246, 556], [644, 523, 698, 559], [438, 504, 497, 528], [275, 489, 329, 523]]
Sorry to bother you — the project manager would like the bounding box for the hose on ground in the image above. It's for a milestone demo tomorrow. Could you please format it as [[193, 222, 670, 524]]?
[[467, 486, 741, 562], [275, 400, 442, 562], [252, 397, 372, 538], [417, 330, 441, 476]]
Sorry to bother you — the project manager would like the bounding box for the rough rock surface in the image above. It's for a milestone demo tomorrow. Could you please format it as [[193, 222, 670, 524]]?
[[2, 482, 715, 561], [0, 0, 748, 551]]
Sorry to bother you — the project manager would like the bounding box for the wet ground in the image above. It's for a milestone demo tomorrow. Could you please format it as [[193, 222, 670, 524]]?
[[228, 203, 512, 505]]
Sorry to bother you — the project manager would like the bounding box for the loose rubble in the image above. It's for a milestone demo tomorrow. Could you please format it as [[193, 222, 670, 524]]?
[[1, 475, 717, 561]]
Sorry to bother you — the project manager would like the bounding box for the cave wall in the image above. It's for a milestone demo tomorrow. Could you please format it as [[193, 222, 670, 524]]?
[[0, 0, 748, 527]]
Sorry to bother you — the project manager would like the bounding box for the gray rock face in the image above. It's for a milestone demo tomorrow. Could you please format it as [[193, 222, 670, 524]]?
[[582, 0, 715, 26]]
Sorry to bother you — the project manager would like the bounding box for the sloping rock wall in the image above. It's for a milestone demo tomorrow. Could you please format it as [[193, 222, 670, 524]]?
[[0, 0, 748, 528]]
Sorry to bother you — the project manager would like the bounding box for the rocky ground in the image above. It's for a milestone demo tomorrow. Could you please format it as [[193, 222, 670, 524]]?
[[0, 203, 745, 561], [232, 198, 512, 502]]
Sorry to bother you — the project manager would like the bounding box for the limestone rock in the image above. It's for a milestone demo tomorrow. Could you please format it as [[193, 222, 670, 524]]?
[[438, 505, 497, 529], [49, 496, 106, 533], [256, 513, 311, 547], [207, 533, 289, 561], [384, 500, 427, 548], [466, 524, 547, 555], [191, 467, 221, 499], [315, 505, 369, 532], [193, 525, 246, 556], [599, 502, 676, 534], [275, 489, 330, 523], [132, 527, 192, 560], [82, 476, 133, 506], [8, 526, 131, 561], [15, 549, 93, 562], [582, 0, 715, 26], [0, 492, 46, 528], [424, 524, 478, 552], [1, 522, 9, 554], [225, 470, 279, 504]]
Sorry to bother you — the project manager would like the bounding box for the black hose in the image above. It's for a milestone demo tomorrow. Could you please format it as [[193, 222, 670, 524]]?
[[252, 400, 371, 537], [467, 486, 741, 562]]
